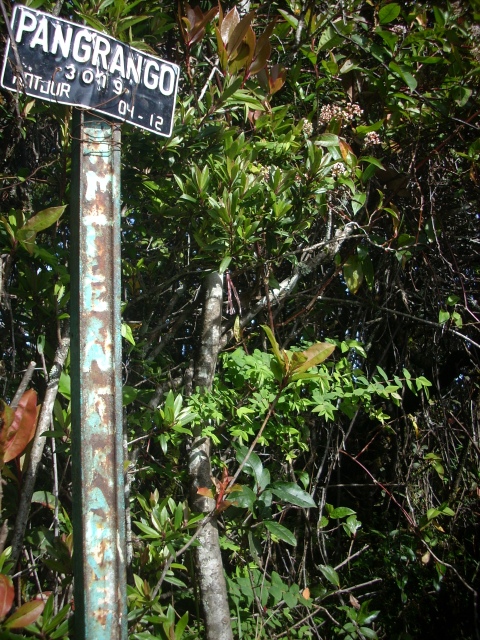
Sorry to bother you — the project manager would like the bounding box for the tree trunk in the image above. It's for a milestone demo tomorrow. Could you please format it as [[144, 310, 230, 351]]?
[[189, 271, 233, 640]]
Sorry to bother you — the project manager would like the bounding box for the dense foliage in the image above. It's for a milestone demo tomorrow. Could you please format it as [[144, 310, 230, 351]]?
[[0, 0, 479, 638]]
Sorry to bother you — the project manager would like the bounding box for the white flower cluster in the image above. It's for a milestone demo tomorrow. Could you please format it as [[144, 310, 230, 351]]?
[[391, 24, 407, 36], [331, 162, 347, 178], [364, 131, 382, 145], [302, 119, 314, 136], [319, 103, 363, 123]]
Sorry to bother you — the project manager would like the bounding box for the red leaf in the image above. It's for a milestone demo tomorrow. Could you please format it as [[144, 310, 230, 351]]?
[[269, 64, 286, 95], [4, 599, 45, 629], [0, 574, 14, 620], [0, 390, 39, 464], [226, 11, 254, 56], [220, 7, 240, 46]]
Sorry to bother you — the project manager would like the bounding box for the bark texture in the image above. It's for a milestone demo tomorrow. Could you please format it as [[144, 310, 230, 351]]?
[[189, 272, 233, 640]]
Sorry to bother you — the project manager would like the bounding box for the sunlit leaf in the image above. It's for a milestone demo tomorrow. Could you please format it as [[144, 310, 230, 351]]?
[[4, 599, 45, 629], [270, 482, 316, 508], [18, 205, 66, 234], [0, 390, 39, 464], [261, 325, 284, 369], [292, 342, 335, 374]]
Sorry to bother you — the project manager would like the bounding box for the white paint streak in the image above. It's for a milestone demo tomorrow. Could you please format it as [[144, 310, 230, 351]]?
[[85, 170, 111, 201]]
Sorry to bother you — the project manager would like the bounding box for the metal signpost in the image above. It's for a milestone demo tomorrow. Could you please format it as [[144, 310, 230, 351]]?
[[1, 5, 179, 639]]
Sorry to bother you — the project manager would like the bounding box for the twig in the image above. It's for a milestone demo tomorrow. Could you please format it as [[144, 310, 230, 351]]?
[[227, 386, 284, 490], [10, 323, 70, 569], [151, 509, 215, 600], [273, 604, 339, 638], [333, 544, 369, 572], [339, 450, 417, 529], [10, 361, 36, 408]]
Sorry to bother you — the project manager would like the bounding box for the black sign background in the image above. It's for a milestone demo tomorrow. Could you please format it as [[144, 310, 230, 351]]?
[[1, 5, 179, 136]]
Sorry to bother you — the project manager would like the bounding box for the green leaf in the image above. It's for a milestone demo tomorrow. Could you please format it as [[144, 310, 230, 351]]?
[[319, 564, 340, 587], [135, 521, 161, 538], [438, 310, 450, 324], [219, 257, 232, 274], [378, 3, 401, 24], [264, 520, 297, 546], [292, 342, 335, 374], [175, 611, 189, 640], [389, 62, 417, 90], [228, 485, 257, 511], [316, 133, 340, 147], [123, 386, 138, 406], [343, 254, 363, 294], [121, 323, 136, 346], [270, 482, 316, 508], [31, 490, 56, 509], [19, 205, 66, 233], [329, 506, 356, 519], [261, 325, 284, 368]]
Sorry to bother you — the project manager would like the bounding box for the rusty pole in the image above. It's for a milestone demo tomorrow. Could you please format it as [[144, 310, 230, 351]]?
[[70, 110, 127, 640]]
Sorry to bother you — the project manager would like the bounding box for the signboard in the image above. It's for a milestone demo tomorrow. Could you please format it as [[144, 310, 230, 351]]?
[[1, 5, 179, 137]]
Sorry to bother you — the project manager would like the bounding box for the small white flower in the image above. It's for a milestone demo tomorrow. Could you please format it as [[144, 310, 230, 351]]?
[[364, 131, 382, 145], [302, 119, 314, 136], [331, 162, 347, 178]]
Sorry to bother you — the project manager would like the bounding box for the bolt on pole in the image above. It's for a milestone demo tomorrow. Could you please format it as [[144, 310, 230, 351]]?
[[70, 109, 127, 640]]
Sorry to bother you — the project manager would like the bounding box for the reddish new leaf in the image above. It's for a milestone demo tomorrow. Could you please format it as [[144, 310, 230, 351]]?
[[226, 11, 254, 56], [220, 7, 240, 45], [0, 574, 14, 620], [0, 389, 39, 464], [4, 599, 45, 629], [269, 64, 286, 95]]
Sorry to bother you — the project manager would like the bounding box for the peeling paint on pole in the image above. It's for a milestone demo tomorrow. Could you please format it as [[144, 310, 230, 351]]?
[[70, 110, 127, 640]]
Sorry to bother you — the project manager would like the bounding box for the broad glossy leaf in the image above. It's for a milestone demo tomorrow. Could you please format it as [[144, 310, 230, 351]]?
[[264, 520, 297, 546], [317, 133, 340, 147], [270, 482, 316, 508], [18, 205, 66, 234], [227, 12, 254, 56], [0, 574, 14, 620], [227, 485, 256, 511], [378, 3, 401, 24], [4, 599, 45, 629], [236, 445, 265, 488], [319, 564, 340, 587], [329, 506, 356, 519], [389, 62, 417, 90], [343, 254, 363, 294], [292, 342, 335, 374], [1, 389, 39, 464], [249, 21, 276, 75], [189, 6, 219, 45], [220, 7, 240, 45]]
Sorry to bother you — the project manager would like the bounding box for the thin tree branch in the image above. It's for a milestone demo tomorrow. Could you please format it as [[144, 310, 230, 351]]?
[[10, 323, 70, 569]]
